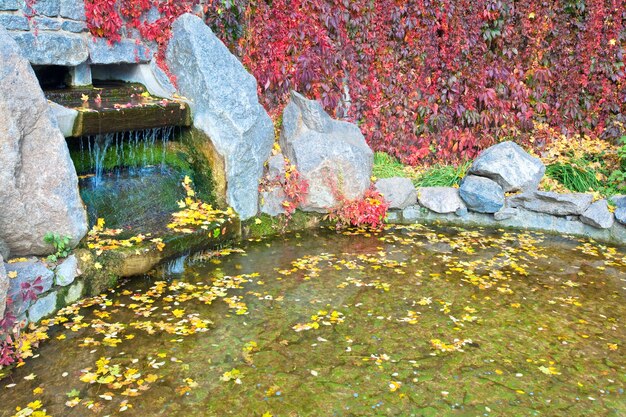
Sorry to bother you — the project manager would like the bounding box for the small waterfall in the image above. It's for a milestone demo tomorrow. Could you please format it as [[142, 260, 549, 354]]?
[[77, 126, 175, 186], [157, 255, 188, 278]]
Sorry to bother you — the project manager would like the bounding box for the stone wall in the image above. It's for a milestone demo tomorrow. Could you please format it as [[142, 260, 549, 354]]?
[[0, 0, 154, 85]]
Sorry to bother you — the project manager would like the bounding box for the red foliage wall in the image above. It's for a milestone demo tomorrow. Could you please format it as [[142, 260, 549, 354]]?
[[205, 0, 626, 165], [85, 0, 198, 73]]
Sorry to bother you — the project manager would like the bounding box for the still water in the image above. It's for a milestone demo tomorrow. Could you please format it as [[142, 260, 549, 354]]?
[[1, 225, 625, 416]]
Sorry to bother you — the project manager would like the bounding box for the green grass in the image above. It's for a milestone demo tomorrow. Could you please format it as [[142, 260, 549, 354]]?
[[545, 163, 600, 193], [414, 162, 470, 187], [372, 151, 470, 188], [372, 152, 408, 179]]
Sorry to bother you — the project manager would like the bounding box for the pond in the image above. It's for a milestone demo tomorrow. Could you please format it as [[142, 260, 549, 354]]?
[[1, 225, 625, 417]]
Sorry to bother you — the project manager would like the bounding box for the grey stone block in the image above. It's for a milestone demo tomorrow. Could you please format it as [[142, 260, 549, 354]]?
[[60, 0, 84, 20], [580, 199, 614, 229], [68, 61, 91, 86], [33, 16, 61, 31], [468, 141, 545, 192], [375, 177, 417, 209], [5, 258, 54, 315], [88, 37, 152, 64], [61, 20, 86, 33], [418, 187, 465, 214], [0, 0, 19, 11], [0, 28, 88, 256], [10, 31, 88, 65], [459, 175, 504, 213], [402, 205, 421, 222], [494, 207, 519, 221], [279, 91, 373, 213], [0, 14, 29, 31], [28, 291, 57, 322], [55, 254, 79, 286], [65, 280, 84, 304], [507, 191, 593, 217], [31, 0, 60, 17]]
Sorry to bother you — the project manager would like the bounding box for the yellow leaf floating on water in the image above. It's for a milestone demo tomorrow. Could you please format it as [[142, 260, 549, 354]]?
[[7, 271, 17, 279], [220, 368, 243, 384], [389, 381, 402, 392], [538, 365, 561, 375]]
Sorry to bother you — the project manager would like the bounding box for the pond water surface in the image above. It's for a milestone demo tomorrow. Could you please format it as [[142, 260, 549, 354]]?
[[1, 225, 625, 416]]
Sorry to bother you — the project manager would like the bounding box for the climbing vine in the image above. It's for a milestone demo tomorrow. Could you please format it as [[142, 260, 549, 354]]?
[[84, 0, 199, 74], [205, 0, 626, 164]]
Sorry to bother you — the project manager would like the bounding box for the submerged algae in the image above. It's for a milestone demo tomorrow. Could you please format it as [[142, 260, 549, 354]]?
[[1, 225, 625, 417]]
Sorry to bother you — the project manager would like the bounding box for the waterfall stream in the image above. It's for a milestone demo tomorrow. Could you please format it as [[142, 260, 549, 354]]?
[[76, 126, 175, 187]]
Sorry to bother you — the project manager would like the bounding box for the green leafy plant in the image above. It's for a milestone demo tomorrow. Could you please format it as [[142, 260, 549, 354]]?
[[43, 233, 71, 263]]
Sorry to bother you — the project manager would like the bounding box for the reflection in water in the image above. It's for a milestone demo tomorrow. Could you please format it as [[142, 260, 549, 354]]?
[[1, 225, 625, 417]]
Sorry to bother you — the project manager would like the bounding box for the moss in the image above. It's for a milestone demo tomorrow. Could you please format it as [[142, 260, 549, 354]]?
[[179, 128, 222, 207], [73, 217, 241, 295], [55, 286, 70, 309], [69, 140, 193, 175], [242, 211, 328, 239]]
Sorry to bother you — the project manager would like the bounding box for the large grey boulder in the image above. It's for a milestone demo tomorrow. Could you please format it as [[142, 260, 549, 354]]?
[[468, 141, 545, 192], [10, 31, 88, 66], [0, 239, 9, 260], [459, 175, 504, 213], [166, 14, 273, 220], [0, 256, 7, 318], [0, 28, 88, 256], [374, 177, 417, 209], [280, 91, 373, 212], [507, 191, 593, 216], [417, 187, 465, 214], [580, 200, 614, 229]]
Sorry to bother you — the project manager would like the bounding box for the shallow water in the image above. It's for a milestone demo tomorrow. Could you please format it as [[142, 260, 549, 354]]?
[[1, 225, 625, 417]]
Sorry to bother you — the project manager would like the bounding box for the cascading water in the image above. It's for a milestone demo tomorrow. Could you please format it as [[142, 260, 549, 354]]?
[[77, 126, 175, 187], [68, 126, 190, 233]]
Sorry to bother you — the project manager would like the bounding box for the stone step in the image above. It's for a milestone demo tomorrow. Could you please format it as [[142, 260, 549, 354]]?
[[45, 82, 191, 136]]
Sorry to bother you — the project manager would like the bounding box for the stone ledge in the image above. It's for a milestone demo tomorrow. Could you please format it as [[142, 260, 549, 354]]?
[[388, 205, 626, 246]]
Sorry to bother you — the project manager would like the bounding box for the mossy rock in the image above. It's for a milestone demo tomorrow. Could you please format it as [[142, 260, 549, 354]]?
[[75, 216, 241, 295], [242, 211, 329, 240]]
